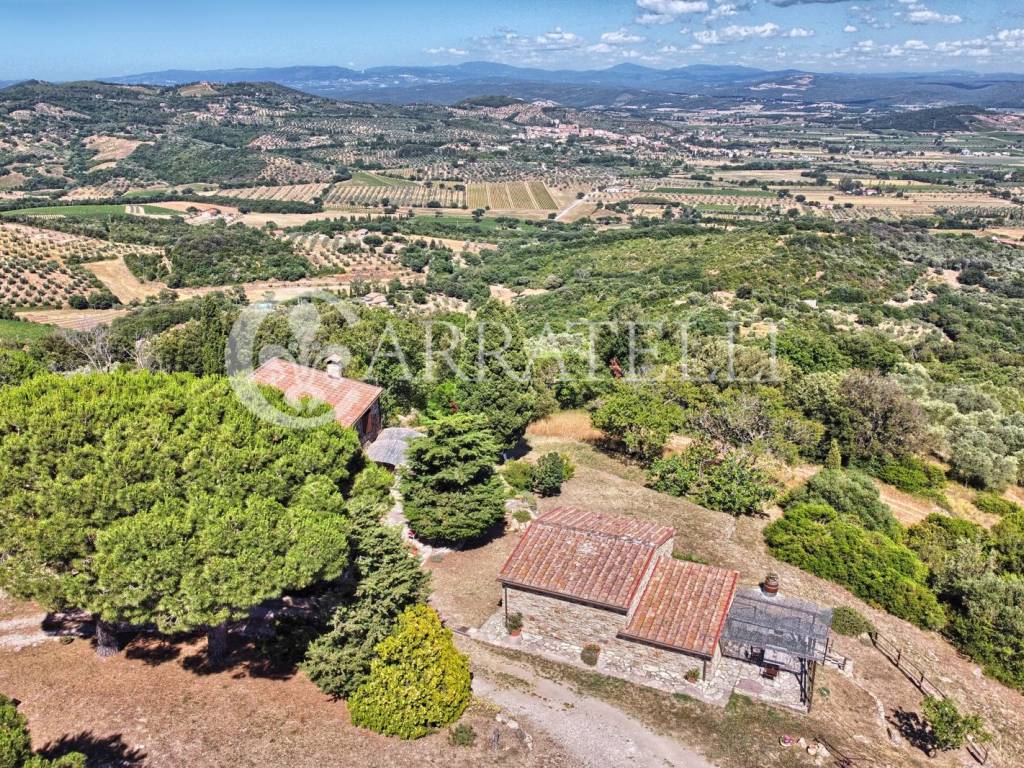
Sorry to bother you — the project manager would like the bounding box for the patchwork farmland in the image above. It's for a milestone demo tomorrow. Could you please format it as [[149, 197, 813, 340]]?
[[466, 182, 559, 210], [323, 183, 466, 208]]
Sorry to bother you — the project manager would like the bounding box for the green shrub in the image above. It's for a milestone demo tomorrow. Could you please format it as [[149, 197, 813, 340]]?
[[448, 723, 476, 747], [580, 644, 601, 666], [974, 492, 1024, 517], [505, 611, 523, 634], [0, 694, 86, 768], [831, 606, 874, 637], [401, 414, 506, 545], [944, 570, 1024, 691], [649, 443, 777, 516], [906, 514, 990, 577], [591, 385, 685, 462], [922, 696, 988, 752], [785, 469, 902, 540], [765, 502, 946, 630], [992, 513, 1024, 575], [0, 351, 42, 388], [869, 455, 946, 500], [502, 460, 534, 492], [512, 508, 532, 524], [532, 452, 574, 497], [348, 605, 471, 739]]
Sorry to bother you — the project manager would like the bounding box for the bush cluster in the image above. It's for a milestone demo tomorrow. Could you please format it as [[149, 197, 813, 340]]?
[[648, 442, 777, 516]]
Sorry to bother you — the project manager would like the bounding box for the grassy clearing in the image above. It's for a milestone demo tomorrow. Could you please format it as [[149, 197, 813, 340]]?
[[655, 187, 775, 197], [343, 171, 416, 187], [526, 410, 603, 443], [0, 318, 53, 343], [140, 205, 181, 216]]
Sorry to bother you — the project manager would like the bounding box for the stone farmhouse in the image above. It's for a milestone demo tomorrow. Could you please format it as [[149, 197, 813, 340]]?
[[498, 507, 738, 685], [496, 507, 837, 709]]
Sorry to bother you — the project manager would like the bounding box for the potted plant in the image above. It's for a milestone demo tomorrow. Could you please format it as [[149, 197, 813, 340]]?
[[684, 668, 701, 683], [505, 611, 523, 637], [762, 572, 780, 595], [580, 644, 601, 666]]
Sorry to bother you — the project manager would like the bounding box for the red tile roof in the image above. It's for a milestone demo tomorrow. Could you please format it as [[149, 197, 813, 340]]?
[[252, 357, 382, 428], [619, 558, 739, 658], [498, 508, 675, 612]]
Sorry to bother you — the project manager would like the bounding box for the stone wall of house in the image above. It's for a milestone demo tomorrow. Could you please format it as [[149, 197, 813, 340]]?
[[505, 586, 717, 690]]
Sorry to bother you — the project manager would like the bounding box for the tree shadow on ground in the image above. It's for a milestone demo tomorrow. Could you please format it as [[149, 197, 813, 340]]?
[[888, 707, 936, 756], [179, 635, 298, 681], [40, 731, 146, 767], [124, 637, 182, 666]]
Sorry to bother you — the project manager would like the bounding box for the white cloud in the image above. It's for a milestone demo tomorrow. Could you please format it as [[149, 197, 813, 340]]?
[[695, 22, 775, 44], [904, 39, 929, 50], [708, 3, 739, 20], [534, 28, 581, 47], [907, 8, 963, 24], [843, 24, 858, 33], [787, 27, 814, 38], [635, 0, 709, 24], [601, 28, 647, 44], [424, 47, 468, 56]]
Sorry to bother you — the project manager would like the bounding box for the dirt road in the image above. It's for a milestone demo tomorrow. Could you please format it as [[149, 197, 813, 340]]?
[[471, 647, 717, 768]]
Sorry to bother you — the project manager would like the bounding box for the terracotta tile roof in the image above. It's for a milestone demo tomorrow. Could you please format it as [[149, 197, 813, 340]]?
[[619, 558, 739, 658], [498, 507, 675, 612], [251, 357, 382, 428]]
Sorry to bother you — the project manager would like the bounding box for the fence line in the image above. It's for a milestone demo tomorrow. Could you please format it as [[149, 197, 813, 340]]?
[[869, 631, 989, 765]]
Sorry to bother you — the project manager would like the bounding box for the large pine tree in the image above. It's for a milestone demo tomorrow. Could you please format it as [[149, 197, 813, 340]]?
[[0, 370, 363, 663]]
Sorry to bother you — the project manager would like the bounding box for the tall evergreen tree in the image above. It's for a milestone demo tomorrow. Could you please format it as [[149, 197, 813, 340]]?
[[303, 466, 429, 698], [454, 300, 535, 452], [401, 413, 506, 545]]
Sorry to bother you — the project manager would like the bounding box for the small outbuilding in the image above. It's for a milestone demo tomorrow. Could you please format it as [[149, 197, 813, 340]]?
[[365, 426, 423, 468], [251, 357, 383, 444]]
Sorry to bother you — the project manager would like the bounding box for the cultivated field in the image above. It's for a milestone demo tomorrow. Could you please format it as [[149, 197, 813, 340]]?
[[205, 183, 329, 204], [466, 182, 559, 211], [324, 184, 465, 208], [0, 223, 160, 307], [84, 257, 164, 303]]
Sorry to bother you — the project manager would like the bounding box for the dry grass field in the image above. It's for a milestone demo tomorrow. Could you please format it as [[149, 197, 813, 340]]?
[[83, 134, 147, 165], [0, 593, 574, 768], [15, 307, 131, 330], [83, 257, 164, 303]]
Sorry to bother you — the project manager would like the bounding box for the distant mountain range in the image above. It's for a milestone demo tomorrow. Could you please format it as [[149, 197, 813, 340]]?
[[29, 63, 1024, 110]]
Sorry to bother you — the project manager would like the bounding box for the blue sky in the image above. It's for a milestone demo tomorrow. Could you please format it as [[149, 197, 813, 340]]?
[[0, 0, 1017, 80]]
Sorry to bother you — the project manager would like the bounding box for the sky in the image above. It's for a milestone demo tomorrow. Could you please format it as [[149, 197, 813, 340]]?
[[0, 0, 1019, 80]]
